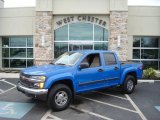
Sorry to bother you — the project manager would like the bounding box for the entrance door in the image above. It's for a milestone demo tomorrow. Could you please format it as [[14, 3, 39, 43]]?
[[69, 42, 93, 51]]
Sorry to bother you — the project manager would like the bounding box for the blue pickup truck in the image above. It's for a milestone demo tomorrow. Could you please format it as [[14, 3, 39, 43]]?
[[17, 50, 143, 111]]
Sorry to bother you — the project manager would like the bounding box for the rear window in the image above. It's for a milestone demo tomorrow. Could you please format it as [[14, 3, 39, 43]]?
[[104, 53, 117, 65]]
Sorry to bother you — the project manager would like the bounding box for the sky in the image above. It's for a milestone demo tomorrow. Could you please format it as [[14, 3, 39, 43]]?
[[3, 0, 160, 7]]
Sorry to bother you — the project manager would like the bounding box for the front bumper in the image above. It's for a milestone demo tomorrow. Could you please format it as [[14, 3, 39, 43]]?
[[17, 82, 48, 95]]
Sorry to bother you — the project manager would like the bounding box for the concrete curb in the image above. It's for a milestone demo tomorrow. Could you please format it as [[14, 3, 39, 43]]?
[[138, 80, 160, 83], [0, 73, 19, 78]]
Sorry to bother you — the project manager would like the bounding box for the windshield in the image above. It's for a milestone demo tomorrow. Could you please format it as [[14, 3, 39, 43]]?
[[53, 52, 83, 66]]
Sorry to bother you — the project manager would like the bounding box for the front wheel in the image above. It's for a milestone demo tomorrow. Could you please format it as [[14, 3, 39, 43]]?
[[47, 84, 72, 111], [122, 75, 136, 94]]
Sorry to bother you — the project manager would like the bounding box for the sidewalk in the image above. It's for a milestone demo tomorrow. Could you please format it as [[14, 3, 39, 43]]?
[[0, 73, 19, 78]]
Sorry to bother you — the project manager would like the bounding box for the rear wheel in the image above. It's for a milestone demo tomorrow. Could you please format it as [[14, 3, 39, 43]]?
[[47, 84, 72, 111], [122, 75, 136, 94]]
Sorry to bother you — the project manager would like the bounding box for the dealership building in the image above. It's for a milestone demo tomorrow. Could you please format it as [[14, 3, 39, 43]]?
[[0, 0, 160, 70]]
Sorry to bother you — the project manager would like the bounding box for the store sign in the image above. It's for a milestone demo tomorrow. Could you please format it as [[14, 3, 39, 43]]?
[[56, 16, 107, 27]]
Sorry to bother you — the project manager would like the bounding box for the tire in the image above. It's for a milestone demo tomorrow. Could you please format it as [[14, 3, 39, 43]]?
[[122, 75, 136, 94], [47, 84, 72, 111]]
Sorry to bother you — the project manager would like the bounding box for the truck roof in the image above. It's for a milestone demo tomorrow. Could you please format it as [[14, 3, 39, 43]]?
[[70, 50, 114, 54]]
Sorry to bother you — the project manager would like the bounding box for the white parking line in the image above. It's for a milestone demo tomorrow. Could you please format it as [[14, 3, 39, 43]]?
[[0, 86, 16, 95], [1, 79, 16, 87], [77, 95, 138, 113], [0, 79, 16, 95], [70, 105, 114, 120], [138, 80, 154, 83], [125, 94, 147, 120], [41, 110, 63, 120], [93, 91, 128, 100], [0, 89, 4, 93]]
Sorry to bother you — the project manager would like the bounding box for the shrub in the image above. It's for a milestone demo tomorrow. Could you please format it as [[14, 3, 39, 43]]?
[[143, 68, 156, 79]]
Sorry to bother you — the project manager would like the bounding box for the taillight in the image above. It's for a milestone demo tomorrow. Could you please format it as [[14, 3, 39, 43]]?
[[138, 65, 144, 70]]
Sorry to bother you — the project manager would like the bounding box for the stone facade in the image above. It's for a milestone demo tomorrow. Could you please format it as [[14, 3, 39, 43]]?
[[34, 11, 53, 65], [109, 11, 128, 61]]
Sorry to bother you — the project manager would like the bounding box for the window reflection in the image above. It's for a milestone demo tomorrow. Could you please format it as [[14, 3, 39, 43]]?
[[10, 48, 26, 58], [141, 37, 159, 48], [27, 37, 33, 47], [27, 48, 33, 58], [133, 49, 140, 59], [2, 36, 34, 68], [27, 60, 34, 67], [141, 49, 158, 59], [142, 61, 158, 70], [55, 25, 68, 41], [2, 38, 9, 47], [133, 36, 160, 70], [2, 59, 9, 68], [94, 42, 108, 50], [94, 25, 108, 41], [70, 23, 93, 40], [10, 37, 26, 47], [54, 42, 68, 58], [10, 59, 26, 68], [133, 37, 140, 47], [2, 48, 9, 57], [54, 22, 108, 58]]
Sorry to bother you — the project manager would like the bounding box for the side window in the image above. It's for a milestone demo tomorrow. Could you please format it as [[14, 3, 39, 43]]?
[[81, 53, 101, 68], [104, 53, 117, 65]]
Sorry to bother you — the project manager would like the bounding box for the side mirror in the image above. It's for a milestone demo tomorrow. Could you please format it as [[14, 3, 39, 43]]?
[[79, 63, 89, 70]]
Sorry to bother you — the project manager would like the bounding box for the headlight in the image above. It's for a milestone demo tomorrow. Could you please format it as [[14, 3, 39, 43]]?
[[30, 76, 46, 82]]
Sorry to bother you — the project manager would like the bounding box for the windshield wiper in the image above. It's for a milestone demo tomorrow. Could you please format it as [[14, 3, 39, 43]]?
[[50, 62, 55, 65], [55, 63, 66, 65]]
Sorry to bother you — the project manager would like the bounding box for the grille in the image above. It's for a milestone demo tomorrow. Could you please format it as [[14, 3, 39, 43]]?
[[20, 73, 34, 88]]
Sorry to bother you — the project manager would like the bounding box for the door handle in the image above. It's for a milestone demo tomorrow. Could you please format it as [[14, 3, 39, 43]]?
[[98, 68, 104, 72], [114, 67, 119, 70]]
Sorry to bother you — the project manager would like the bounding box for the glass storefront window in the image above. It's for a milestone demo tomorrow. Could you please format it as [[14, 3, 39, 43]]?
[[54, 42, 68, 58], [142, 61, 158, 70], [133, 36, 160, 70], [94, 25, 108, 41], [10, 59, 26, 68], [2, 38, 9, 47], [141, 37, 159, 48], [27, 37, 33, 47], [94, 42, 108, 50], [133, 37, 140, 47], [141, 49, 158, 59], [10, 48, 26, 58], [2, 36, 34, 68], [2, 48, 9, 57], [10, 37, 26, 47], [2, 59, 9, 68], [27, 48, 33, 58], [133, 49, 140, 59], [70, 23, 93, 40], [27, 59, 34, 67], [55, 25, 68, 41], [54, 22, 108, 58]]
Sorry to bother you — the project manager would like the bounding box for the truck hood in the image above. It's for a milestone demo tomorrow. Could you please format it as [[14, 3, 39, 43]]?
[[21, 64, 72, 76]]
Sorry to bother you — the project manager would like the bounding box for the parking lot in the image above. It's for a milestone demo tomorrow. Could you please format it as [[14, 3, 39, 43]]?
[[0, 78, 160, 120]]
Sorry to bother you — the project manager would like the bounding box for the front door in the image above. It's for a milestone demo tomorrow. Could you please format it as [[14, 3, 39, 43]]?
[[75, 53, 105, 92]]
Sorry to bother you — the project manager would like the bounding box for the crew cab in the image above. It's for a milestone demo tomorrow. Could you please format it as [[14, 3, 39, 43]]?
[[17, 50, 143, 111]]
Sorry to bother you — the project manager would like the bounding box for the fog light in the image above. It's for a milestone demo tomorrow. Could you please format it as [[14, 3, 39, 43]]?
[[34, 83, 40, 88]]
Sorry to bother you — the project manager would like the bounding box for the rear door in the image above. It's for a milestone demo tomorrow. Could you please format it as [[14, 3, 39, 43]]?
[[102, 52, 121, 86]]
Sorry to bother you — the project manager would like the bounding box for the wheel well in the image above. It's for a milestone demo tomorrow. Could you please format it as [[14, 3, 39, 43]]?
[[49, 79, 74, 95], [126, 72, 137, 84]]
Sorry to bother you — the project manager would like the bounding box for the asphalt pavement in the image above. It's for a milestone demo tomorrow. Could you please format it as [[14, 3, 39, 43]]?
[[0, 78, 160, 120]]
